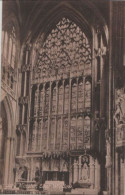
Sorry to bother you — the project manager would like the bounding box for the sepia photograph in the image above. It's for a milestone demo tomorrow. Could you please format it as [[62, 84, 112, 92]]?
[[0, 0, 125, 194]]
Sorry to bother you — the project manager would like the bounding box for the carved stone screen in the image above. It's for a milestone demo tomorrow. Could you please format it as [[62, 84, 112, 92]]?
[[29, 17, 92, 151]]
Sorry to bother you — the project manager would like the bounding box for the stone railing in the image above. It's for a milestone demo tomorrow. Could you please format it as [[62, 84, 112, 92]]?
[[116, 124, 125, 147]]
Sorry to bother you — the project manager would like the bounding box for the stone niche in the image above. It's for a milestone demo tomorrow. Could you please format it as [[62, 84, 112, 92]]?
[[114, 88, 125, 147], [72, 155, 100, 195]]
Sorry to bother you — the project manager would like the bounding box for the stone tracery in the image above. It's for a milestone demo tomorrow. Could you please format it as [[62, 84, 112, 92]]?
[[29, 17, 92, 152]]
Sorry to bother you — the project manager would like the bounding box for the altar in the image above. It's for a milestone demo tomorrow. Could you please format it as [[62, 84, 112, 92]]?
[[43, 181, 64, 192]]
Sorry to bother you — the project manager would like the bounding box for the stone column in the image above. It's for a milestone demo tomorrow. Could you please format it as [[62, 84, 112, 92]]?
[[73, 159, 78, 183], [69, 157, 72, 184], [68, 78, 72, 149], [76, 77, 78, 113], [47, 82, 51, 150], [120, 156, 124, 195], [4, 137, 11, 185], [78, 156, 82, 181], [8, 138, 15, 185], [34, 120, 38, 151], [30, 158, 33, 181], [0, 117, 3, 157], [60, 80, 65, 150], [115, 152, 119, 195], [54, 81, 58, 150], [42, 84, 45, 116]]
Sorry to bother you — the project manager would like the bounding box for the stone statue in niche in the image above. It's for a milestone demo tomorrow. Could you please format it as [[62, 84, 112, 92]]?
[[60, 159, 68, 172], [114, 88, 125, 125], [16, 166, 28, 181], [42, 159, 50, 171], [81, 155, 90, 182], [81, 163, 89, 181], [105, 129, 111, 167]]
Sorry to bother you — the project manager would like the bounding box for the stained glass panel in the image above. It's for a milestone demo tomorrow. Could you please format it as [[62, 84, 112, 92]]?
[[71, 82, 77, 112], [77, 116, 83, 149], [58, 84, 63, 113], [34, 17, 91, 80], [42, 119, 48, 150], [64, 83, 69, 113], [55, 118, 61, 149], [62, 118, 68, 150], [70, 117, 76, 150], [84, 116, 90, 148], [49, 118, 55, 149]]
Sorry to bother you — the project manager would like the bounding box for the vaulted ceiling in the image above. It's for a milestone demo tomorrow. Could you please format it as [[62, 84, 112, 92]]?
[[2, 0, 109, 45]]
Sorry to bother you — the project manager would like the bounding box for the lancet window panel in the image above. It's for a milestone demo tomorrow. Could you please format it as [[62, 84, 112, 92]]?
[[36, 120, 42, 151], [39, 85, 44, 117], [34, 88, 38, 117], [34, 17, 92, 80], [71, 81, 77, 112], [85, 79, 91, 109], [2, 26, 16, 69], [70, 117, 76, 150], [42, 119, 48, 150], [78, 78, 84, 112], [58, 82, 63, 114], [16, 130, 21, 155], [44, 84, 50, 114], [62, 118, 69, 150], [64, 82, 69, 113], [22, 131, 26, 154], [84, 116, 91, 148], [77, 116, 83, 149], [51, 83, 56, 113], [55, 118, 61, 150], [49, 118, 55, 150], [31, 121, 37, 151]]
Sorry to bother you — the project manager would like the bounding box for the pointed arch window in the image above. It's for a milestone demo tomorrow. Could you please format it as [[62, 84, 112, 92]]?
[[29, 17, 92, 152]]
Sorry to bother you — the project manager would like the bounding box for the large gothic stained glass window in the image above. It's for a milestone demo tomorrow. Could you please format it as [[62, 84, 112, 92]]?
[[30, 17, 92, 151]]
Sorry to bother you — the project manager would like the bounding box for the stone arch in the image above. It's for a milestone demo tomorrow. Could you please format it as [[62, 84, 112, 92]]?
[[24, 0, 108, 45], [0, 95, 15, 185], [2, 95, 14, 137]]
